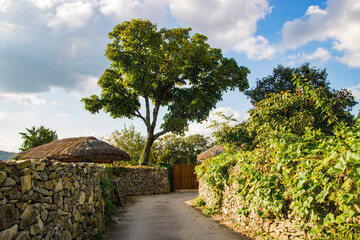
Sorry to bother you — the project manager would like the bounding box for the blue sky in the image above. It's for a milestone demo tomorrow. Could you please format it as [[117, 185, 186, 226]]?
[[0, 0, 359, 152]]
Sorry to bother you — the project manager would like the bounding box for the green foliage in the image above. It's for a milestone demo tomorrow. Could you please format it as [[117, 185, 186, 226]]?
[[152, 134, 210, 165], [82, 19, 249, 165], [100, 178, 116, 225], [196, 117, 360, 238], [103, 125, 147, 166], [194, 197, 206, 207], [245, 63, 357, 113], [246, 74, 356, 146], [209, 112, 253, 150], [19, 125, 58, 151]]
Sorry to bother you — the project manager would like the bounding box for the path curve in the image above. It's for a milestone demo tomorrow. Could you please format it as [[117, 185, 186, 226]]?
[[104, 190, 248, 240]]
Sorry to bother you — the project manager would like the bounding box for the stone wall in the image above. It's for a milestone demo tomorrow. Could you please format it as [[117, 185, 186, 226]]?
[[199, 178, 307, 240], [107, 166, 170, 196], [0, 159, 105, 240]]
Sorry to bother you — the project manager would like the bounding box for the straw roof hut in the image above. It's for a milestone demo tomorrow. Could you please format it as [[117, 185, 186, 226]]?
[[14, 136, 130, 163], [197, 145, 225, 161]]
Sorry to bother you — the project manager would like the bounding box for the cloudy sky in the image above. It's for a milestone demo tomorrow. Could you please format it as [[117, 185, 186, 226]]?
[[0, 0, 359, 152]]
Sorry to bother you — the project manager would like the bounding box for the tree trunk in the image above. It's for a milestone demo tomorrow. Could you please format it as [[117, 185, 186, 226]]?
[[139, 134, 155, 166]]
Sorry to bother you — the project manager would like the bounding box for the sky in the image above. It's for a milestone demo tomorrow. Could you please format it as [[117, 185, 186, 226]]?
[[0, 0, 359, 152]]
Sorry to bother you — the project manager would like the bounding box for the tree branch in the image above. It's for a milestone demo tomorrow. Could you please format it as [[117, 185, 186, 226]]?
[[154, 118, 174, 140], [134, 110, 146, 123]]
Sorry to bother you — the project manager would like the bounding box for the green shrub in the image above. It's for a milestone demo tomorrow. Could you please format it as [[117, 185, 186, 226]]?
[[100, 178, 116, 225], [194, 197, 206, 207], [196, 119, 360, 238]]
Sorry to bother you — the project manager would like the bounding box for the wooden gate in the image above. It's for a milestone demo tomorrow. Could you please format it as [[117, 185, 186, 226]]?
[[172, 164, 199, 190]]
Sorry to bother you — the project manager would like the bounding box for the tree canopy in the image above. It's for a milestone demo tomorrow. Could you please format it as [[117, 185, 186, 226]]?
[[245, 63, 357, 113], [19, 125, 58, 151], [152, 134, 211, 165], [82, 19, 249, 165]]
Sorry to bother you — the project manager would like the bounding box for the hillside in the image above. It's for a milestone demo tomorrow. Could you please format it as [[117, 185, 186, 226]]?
[[0, 150, 16, 161]]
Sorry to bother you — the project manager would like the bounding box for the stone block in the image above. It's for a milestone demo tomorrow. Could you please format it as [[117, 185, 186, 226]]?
[[78, 191, 86, 205], [2, 177, 16, 187], [36, 163, 46, 171], [0, 171, 7, 184], [15, 160, 31, 170], [0, 224, 18, 240], [0, 204, 19, 230], [29, 218, 44, 236], [14, 230, 31, 240], [21, 175, 32, 193]]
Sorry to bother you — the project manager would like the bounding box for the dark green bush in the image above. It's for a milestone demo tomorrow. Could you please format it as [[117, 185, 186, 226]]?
[[100, 178, 116, 225]]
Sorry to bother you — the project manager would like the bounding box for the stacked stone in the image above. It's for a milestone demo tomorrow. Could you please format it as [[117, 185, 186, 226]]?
[[111, 167, 170, 196], [199, 178, 307, 240], [0, 159, 105, 240]]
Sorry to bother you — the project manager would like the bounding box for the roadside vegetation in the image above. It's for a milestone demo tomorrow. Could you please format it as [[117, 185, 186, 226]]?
[[196, 67, 360, 239]]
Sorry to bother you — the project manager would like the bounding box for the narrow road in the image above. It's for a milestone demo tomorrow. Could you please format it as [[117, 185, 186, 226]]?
[[104, 190, 249, 240]]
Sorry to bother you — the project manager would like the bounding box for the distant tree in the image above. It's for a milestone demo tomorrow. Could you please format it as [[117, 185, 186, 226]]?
[[82, 19, 249, 165], [103, 125, 146, 166], [152, 134, 211, 165], [19, 125, 58, 151]]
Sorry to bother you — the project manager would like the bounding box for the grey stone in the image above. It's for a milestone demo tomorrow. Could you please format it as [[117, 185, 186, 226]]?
[[20, 205, 38, 230], [19, 168, 31, 176], [29, 218, 44, 236], [38, 171, 48, 181], [21, 175, 32, 193], [2, 177, 16, 187], [0, 204, 19, 230], [15, 160, 31, 170], [14, 231, 31, 240], [0, 224, 18, 240], [33, 186, 51, 196], [78, 191, 86, 205], [0, 171, 6, 184]]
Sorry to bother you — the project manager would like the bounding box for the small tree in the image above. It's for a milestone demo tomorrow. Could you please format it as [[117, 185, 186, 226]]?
[[152, 134, 210, 165], [19, 125, 58, 151], [82, 19, 249, 165], [103, 125, 146, 166]]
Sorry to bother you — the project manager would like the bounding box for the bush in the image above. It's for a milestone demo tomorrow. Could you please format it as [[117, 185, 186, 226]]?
[[194, 197, 206, 207], [100, 178, 116, 225], [196, 118, 360, 238]]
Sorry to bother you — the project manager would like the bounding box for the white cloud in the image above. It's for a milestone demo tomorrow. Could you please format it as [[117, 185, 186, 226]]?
[[348, 83, 360, 100], [306, 5, 327, 16], [29, 0, 61, 9], [234, 36, 277, 60], [305, 47, 331, 62], [99, 0, 169, 25], [0, 0, 11, 12], [0, 93, 46, 105], [169, 0, 276, 59], [48, 1, 94, 29], [0, 112, 6, 120], [186, 107, 249, 137], [282, 0, 360, 67]]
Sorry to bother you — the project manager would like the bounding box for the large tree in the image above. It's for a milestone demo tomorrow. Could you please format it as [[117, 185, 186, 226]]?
[[82, 19, 249, 165], [19, 125, 58, 151]]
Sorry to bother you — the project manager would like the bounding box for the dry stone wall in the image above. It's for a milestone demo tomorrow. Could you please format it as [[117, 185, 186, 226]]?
[[108, 167, 170, 196], [0, 159, 105, 240], [199, 178, 307, 240]]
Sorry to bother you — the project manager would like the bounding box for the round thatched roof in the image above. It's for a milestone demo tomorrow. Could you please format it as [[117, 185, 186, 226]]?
[[197, 145, 225, 161], [14, 136, 130, 163]]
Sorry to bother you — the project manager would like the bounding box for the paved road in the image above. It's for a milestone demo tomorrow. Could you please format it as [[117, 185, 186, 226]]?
[[104, 190, 249, 240]]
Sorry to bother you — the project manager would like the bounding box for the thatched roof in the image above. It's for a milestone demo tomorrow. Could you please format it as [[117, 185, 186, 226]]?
[[14, 136, 130, 163], [197, 145, 225, 161]]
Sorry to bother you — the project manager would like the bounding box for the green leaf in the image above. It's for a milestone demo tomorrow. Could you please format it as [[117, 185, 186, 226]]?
[[315, 189, 329, 203]]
